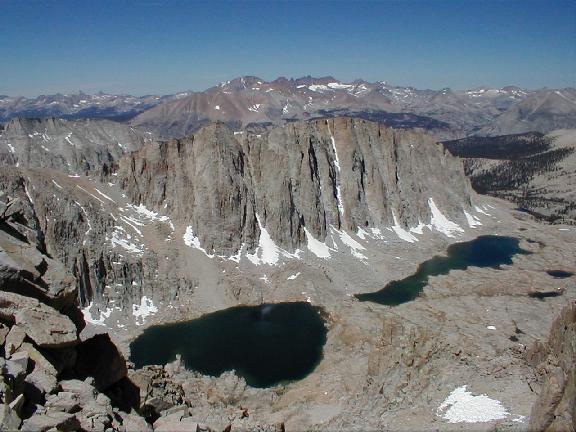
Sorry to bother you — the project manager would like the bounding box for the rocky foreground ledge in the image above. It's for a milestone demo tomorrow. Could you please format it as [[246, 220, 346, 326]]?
[[1, 194, 574, 431], [0, 200, 284, 431]]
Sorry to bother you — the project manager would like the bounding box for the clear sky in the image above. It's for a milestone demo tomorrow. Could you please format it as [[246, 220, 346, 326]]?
[[1, 0, 575, 96]]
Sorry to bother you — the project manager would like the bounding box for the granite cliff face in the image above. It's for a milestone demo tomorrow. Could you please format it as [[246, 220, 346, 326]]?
[[119, 118, 472, 255], [527, 301, 576, 431]]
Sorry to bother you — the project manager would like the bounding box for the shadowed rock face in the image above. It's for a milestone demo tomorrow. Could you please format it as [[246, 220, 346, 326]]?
[[527, 302, 576, 431], [119, 118, 472, 254]]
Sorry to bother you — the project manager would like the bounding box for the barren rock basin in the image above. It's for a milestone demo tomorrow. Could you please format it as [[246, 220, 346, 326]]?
[[129, 302, 327, 387], [356, 235, 529, 306]]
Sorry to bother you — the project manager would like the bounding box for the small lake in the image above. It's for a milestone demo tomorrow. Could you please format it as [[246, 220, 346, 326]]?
[[129, 302, 327, 388], [356, 235, 529, 306], [546, 270, 573, 279]]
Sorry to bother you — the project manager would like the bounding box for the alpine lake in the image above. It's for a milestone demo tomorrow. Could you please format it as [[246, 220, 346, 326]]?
[[131, 235, 530, 387]]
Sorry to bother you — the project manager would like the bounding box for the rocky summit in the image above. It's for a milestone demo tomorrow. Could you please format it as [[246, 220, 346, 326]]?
[[0, 113, 575, 431]]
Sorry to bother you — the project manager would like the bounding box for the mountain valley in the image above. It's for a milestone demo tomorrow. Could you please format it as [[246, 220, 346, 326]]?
[[1, 79, 575, 431]]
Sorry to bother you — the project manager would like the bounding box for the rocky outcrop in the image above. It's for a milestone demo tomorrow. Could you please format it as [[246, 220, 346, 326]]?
[[0, 203, 145, 431], [0, 117, 150, 175], [527, 301, 576, 431], [119, 118, 472, 254]]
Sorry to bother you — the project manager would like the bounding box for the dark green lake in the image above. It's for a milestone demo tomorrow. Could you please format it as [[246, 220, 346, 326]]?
[[129, 302, 327, 388], [356, 235, 529, 306]]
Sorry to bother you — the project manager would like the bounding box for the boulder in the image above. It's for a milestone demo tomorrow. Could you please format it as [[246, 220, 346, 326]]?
[[118, 411, 153, 432], [59, 378, 98, 405], [25, 367, 58, 396], [45, 392, 81, 414], [8, 393, 25, 416], [155, 417, 199, 432], [4, 325, 26, 356], [153, 410, 203, 432], [0, 403, 21, 431], [75, 393, 114, 432], [4, 357, 27, 383], [0, 323, 10, 346], [20, 410, 80, 432], [0, 228, 77, 311], [8, 350, 29, 372], [17, 342, 58, 376], [75, 333, 127, 391], [0, 291, 78, 348]]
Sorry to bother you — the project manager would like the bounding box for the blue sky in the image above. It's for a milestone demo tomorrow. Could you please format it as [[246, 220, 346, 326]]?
[[1, 0, 575, 96]]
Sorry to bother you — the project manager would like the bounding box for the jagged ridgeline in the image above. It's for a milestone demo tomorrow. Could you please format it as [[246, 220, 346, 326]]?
[[118, 117, 472, 254]]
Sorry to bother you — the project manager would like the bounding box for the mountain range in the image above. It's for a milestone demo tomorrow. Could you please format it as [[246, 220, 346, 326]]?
[[2, 76, 576, 140]]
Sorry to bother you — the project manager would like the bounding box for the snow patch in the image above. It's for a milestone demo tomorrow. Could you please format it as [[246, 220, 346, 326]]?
[[474, 205, 491, 216], [409, 222, 425, 235], [336, 229, 367, 260], [428, 198, 464, 237], [327, 123, 344, 218], [392, 213, 418, 243], [108, 226, 144, 255], [76, 185, 105, 205], [51, 179, 63, 189], [7, 143, 16, 153], [94, 188, 116, 203], [82, 302, 113, 326], [287, 272, 301, 280], [246, 215, 299, 265], [183, 225, 214, 258], [304, 228, 332, 258], [464, 210, 482, 228], [437, 385, 509, 423], [132, 296, 158, 325]]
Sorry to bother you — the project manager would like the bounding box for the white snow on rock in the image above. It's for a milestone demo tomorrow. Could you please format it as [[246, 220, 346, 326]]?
[[487, 325, 496, 330], [308, 84, 329, 92], [64, 133, 75, 146], [248, 104, 261, 112], [7, 143, 16, 153], [428, 198, 464, 237], [51, 179, 63, 190], [409, 222, 425, 235], [108, 226, 144, 255], [464, 210, 482, 228], [327, 82, 354, 90], [246, 215, 299, 265], [127, 203, 170, 222], [392, 213, 418, 243], [304, 228, 332, 258], [76, 185, 105, 205], [327, 123, 345, 218], [132, 296, 158, 326], [474, 205, 491, 216], [183, 225, 214, 258], [336, 229, 367, 260], [287, 272, 301, 280], [214, 105, 220, 110], [356, 227, 369, 240], [81, 302, 114, 326], [94, 188, 116, 203], [437, 385, 509, 423]]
